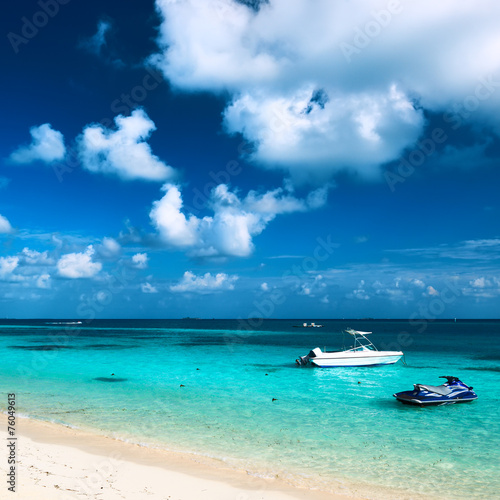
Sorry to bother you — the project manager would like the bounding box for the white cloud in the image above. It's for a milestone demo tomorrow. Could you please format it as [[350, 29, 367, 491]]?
[[141, 282, 158, 293], [152, 0, 500, 182], [425, 286, 440, 297], [223, 84, 423, 182], [97, 237, 121, 258], [36, 274, 51, 289], [0, 214, 12, 234], [57, 245, 102, 279], [170, 271, 238, 293], [462, 276, 500, 298], [151, 0, 278, 92], [347, 279, 370, 300], [260, 282, 269, 291], [0, 250, 53, 286], [77, 109, 176, 182], [150, 182, 329, 258], [10, 124, 66, 164], [343, 275, 420, 302], [411, 278, 426, 288], [374, 282, 412, 301], [469, 277, 491, 289], [20, 248, 53, 265], [297, 274, 326, 297], [132, 253, 148, 269], [0, 256, 19, 280]]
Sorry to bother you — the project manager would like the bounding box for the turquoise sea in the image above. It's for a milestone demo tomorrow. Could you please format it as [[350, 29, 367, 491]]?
[[0, 319, 499, 499]]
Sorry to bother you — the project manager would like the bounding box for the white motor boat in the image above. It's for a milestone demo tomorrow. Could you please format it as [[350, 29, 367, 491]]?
[[296, 329, 404, 367], [293, 322, 323, 328]]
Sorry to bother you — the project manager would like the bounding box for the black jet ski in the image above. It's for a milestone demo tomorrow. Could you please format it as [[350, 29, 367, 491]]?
[[394, 376, 477, 406]]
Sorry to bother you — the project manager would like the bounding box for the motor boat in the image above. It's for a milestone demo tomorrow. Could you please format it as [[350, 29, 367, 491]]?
[[293, 322, 323, 328], [394, 376, 477, 406], [296, 329, 404, 367]]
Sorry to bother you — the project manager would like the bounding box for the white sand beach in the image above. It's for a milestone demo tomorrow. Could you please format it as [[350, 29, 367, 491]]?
[[0, 414, 360, 500]]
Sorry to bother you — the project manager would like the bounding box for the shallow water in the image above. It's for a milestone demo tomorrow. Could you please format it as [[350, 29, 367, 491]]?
[[0, 319, 499, 499]]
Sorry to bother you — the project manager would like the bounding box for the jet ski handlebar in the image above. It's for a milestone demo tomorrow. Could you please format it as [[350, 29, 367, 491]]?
[[439, 375, 473, 390]]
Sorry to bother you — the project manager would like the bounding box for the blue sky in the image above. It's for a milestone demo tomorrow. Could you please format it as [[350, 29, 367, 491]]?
[[1, 0, 499, 319]]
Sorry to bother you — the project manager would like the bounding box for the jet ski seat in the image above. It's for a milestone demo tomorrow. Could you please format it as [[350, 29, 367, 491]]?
[[416, 384, 453, 396]]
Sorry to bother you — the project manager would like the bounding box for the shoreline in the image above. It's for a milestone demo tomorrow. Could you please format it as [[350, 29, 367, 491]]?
[[0, 413, 362, 500]]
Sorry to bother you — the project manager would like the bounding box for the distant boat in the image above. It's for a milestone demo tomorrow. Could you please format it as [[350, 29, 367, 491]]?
[[296, 328, 403, 367], [45, 321, 83, 325], [293, 322, 323, 328]]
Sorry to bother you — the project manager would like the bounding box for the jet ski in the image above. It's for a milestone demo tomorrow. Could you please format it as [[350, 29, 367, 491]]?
[[394, 376, 477, 406]]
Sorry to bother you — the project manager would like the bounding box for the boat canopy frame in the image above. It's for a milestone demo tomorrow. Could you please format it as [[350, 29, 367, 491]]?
[[343, 328, 378, 352]]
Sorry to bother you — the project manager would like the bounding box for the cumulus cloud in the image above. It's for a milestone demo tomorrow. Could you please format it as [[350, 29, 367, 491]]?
[[410, 279, 426, 289], [347, 279, 370, 300], [150, 182, 329, 258], [297, 274, 326, 297], [97, 237, 121, 258], [152, 0, 500, 182], [19, 248, 54, 265], [371, 278, 414, 302], [425, 285, 440, 297], [342, 275, 425, 302], [170, 271, 238, 293], [10, 124, 66, 164], [463, 276, 500, 298], [132, 253, 149, 269], [469, 277, 491, 288], [223, 84, 423, 182], [0, 256, 19, 280], [77, 109, 176, 181], [0, 214, 13, 234], [0, 250, 55, 287], [57, 245, 102, 279], [36, 274, 51, 289], [141, 282, 158, 293]]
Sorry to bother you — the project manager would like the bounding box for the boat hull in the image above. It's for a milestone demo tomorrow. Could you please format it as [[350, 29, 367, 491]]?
[[310, 352, 403, 367]]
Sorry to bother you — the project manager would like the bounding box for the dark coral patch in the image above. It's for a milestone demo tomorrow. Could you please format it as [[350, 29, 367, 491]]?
[[9, 345, 73, 351], [93, 377, 128, 382]]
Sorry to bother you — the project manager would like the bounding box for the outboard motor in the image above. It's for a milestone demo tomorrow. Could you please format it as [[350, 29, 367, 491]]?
[[296, 355, 310, 366], [295, 349, 319, 366]]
